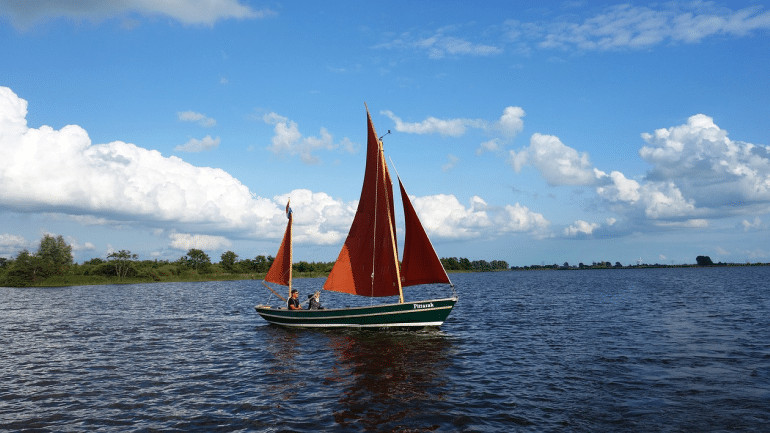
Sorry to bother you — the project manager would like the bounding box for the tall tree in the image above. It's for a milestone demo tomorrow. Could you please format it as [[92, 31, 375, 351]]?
[[459, 257, 472, 271], [108, 250, 138, 280], [220, 251, 238, 272], [3, 250, 37, 287], [254, 255, 269, 273], [36, 234, 73, 278], [184, 249, 211, 272]]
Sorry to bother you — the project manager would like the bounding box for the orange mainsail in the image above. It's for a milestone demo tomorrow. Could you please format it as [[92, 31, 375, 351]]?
[[399, 177, 451, 287], [264, 203, 292, 289], [324, 107, 450, 301], [323, 108, 402, 298]]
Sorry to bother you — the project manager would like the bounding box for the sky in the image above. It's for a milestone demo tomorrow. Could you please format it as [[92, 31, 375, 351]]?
[[1, 0, 769, 267]]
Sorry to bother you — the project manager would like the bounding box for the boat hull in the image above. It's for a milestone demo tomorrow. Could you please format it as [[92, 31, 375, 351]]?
[[255, 297, 457, 329]]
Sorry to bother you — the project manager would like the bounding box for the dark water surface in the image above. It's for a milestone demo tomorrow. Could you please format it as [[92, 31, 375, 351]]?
[[2, 267, 769, 432]]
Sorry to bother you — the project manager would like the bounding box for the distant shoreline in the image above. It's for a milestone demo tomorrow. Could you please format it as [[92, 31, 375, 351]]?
[[510, 262, 770, 271], [5, 263, 768, 288]]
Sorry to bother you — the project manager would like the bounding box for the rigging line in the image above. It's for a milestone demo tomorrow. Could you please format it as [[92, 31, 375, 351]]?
[[388, 156, 401, 179]]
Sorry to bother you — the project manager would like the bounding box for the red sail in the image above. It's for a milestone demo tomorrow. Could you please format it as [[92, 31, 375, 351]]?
[[323, 109, 401, 298], [399, 177, 451, 286], [265, 210, 292, 287]]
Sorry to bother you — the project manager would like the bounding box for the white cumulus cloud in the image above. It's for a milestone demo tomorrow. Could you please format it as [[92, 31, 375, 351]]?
[[263, 112, 356, 164], [509, 133, 599, 186], [409, 194, 490, 239], [0, 86, 279, 237], [272, 189, 355, 246], [496, 106, 526, 138], [498, 203, 550, 236], [637, 182, 697, 219], [596, 171, 641, 203], [383, 106, 525, 140], [381, 111, 477, 137], [169, 233, 232, 251], [514, 113, 769, 227], [592, 156, 697, 222], [639, 114, 770, 207], [407, 194, 549, 239], [564, 220, 601, 237], [0, 86, 551, 250], [477, 139, 501, 155]]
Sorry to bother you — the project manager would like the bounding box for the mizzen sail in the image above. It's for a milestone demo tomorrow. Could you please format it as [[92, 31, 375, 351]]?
[[264, 201, 293, 288]]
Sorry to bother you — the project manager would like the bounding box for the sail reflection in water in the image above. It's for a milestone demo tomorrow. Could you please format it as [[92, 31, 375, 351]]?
[[257, 327, 454, 431], [326, 331, 453, 430]]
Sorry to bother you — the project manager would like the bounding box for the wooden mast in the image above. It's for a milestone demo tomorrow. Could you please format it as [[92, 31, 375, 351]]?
[[264, 199, 293, 303], [287, 200, 293, 300], [378, 137, 404, 304]]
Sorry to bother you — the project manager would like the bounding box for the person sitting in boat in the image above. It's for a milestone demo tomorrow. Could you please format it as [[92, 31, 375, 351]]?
[[287, 289, 302, 310], [307, 291, 324, 310]]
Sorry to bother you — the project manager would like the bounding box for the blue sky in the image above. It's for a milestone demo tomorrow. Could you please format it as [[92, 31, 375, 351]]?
[[1, 0, 769, 267]]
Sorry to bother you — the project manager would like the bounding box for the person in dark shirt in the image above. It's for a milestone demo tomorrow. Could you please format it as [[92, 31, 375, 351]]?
[[308, 291, 324, 310], [287, 289, 302, 310]]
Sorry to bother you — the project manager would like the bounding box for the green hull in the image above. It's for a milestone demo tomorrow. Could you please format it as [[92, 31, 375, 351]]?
[[255, 297, 457, 329]]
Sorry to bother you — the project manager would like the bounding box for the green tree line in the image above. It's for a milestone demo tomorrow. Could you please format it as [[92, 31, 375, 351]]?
[[3, 237, 760, 288], [440, 257, 510, 272], [0, 236, 511, 287]]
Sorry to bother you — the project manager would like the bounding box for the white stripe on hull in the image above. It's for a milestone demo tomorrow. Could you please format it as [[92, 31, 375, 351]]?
[[255, 305, 453, 322], [260, 320, 446, 328]]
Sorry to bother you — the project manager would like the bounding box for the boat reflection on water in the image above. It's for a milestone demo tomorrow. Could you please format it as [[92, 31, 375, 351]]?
[[325, 330, 454, 431], [257, 325, 455, 431]]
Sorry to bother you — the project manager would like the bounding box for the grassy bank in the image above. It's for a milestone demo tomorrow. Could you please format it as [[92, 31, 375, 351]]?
[[15, 270, 333, 288]]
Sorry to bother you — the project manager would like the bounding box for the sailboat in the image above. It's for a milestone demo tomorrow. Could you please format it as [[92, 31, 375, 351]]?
[[255, 107, 457, 328]]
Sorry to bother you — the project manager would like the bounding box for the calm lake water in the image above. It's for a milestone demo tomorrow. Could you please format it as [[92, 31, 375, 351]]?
[[1, 267, 769, 432]]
